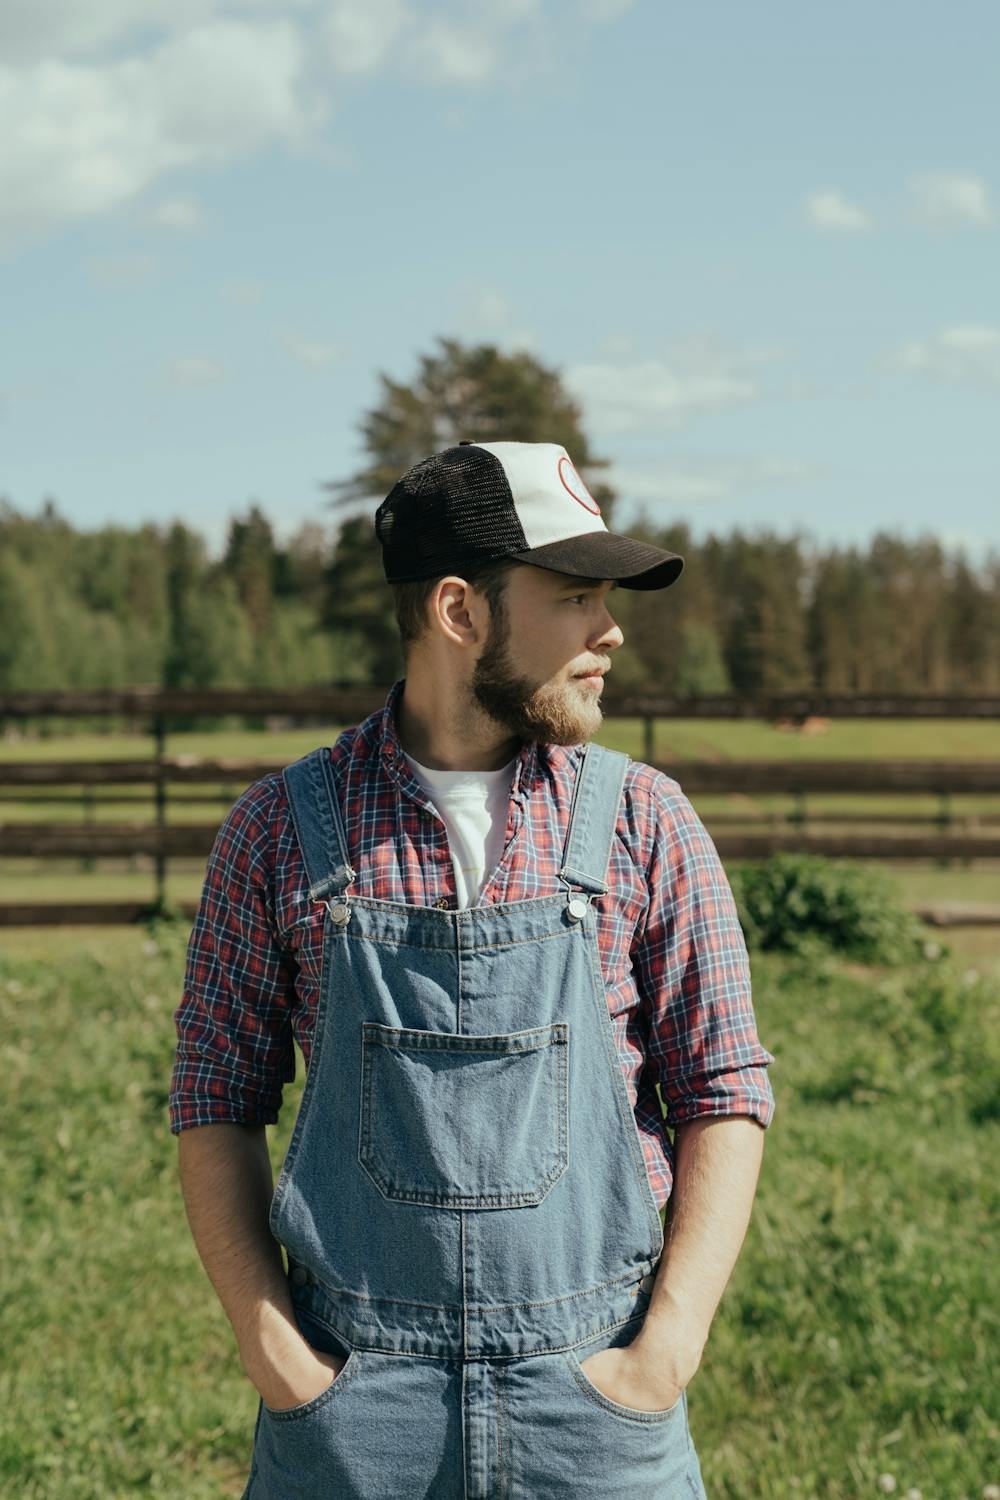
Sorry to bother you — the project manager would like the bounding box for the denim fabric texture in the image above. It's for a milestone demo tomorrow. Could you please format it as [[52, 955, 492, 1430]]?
[[243, 740, 709, 1498]]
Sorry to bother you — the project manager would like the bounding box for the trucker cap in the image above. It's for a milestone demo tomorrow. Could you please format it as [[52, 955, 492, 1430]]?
[[374, 440, 684, 591]]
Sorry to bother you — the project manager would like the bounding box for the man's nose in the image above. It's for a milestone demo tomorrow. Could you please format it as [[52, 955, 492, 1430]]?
[[591, 610, 624, 651]]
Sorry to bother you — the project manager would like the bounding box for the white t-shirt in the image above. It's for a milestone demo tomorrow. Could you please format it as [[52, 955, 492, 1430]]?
[[401, 749, 519, 909]]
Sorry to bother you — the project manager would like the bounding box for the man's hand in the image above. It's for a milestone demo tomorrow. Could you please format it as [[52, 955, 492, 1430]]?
[[252, 1343, 346, 1413], [177, 1124, 353, 1416], [630, 1116, 766, 1376], [577, 1340, 698, 1415]]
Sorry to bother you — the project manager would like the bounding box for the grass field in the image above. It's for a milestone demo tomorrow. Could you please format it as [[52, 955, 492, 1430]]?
[[1, 921, 997, 1500]]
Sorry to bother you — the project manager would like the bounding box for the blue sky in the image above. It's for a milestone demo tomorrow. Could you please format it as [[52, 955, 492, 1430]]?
[[2, 0, 998, 564]]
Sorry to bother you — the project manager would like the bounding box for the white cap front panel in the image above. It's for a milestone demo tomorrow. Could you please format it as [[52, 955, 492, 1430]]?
[[471, 441, 608, 549]]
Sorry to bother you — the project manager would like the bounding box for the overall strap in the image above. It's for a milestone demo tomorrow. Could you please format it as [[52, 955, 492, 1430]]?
[[558, 742, 631, 897], [282, 746, 356, 904]]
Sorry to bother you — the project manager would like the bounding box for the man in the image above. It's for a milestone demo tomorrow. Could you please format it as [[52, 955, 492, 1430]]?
[[170, 440, 776, 1499]]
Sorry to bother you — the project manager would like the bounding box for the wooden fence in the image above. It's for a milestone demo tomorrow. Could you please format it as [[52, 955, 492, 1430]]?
[[2, 688, 999, 927]]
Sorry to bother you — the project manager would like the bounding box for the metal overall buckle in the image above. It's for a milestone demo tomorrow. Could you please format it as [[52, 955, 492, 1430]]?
[[561, 883, 592, 924], [308, 863, 356, 927]]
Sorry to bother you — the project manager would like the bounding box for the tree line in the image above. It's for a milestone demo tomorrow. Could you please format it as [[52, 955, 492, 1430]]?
[[2, 338, 997, 706]]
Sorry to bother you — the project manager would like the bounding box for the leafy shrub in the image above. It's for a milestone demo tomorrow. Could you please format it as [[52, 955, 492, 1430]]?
[[912, 966, 1000, 1124], [729, 853, 928, 964], [787, 954, 1000, 1125]]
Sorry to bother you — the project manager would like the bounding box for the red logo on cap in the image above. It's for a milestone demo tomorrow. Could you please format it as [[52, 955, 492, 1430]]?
[[558, 456, 601, 515]]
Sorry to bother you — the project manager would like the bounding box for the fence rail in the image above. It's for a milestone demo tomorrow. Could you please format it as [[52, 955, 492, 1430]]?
[[4, 755, 1000, 792], [2, 689, 998, 927], [4, 898, 1000, 930], [5, 827, 1000, 861], [4, 688, 1000, 718]]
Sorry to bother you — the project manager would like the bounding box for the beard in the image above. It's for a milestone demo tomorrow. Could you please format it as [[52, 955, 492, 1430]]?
[[470, 596, 604, 746]]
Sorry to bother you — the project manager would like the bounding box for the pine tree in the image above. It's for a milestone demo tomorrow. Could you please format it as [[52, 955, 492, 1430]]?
[[320, 339, 617, 681]]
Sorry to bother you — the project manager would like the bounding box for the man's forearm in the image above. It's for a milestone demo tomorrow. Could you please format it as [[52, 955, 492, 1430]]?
[[177, 1122, 323, 1404], [632, 1114, 766, 1377]]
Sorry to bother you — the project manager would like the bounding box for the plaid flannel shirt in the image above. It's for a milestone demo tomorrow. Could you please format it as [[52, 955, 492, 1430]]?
[[169, 678, 776, 1208]]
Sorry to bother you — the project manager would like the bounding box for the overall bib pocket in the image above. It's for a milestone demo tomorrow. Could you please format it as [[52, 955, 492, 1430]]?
[[358, 1020, 569, 1207]]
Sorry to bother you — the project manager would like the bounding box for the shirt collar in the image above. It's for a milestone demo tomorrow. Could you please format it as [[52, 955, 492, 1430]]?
[[374, 677, 577, 805]]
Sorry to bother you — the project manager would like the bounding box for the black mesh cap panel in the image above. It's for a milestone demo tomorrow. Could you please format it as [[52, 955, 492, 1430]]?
[[375, 446, 529, 583]]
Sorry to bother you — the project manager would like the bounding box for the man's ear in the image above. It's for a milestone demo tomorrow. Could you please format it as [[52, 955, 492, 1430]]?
[[432, 577, 482, 648]]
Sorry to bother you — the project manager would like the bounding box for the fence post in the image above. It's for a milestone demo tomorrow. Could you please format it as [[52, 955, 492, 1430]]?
[[937, 789, 952, 869], [790, 789, 809, 834], [153, 713, 167, 912], [81, 786, 96, 874]]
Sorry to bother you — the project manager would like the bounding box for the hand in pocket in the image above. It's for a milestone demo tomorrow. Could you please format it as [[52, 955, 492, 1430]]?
[[578, 1344, 684, 1415], [257, 1346, 346, 1414]]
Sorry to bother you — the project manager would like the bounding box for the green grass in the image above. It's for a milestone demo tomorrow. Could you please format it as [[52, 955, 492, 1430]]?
[[1, 926, 997, 1499]]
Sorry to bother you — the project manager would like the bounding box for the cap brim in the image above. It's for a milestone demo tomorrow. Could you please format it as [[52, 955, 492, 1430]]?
[[511, 532, 684, 591]]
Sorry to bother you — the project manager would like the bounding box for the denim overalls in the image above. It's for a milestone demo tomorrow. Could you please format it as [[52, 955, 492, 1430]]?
[[242, 739, 709, 1499]]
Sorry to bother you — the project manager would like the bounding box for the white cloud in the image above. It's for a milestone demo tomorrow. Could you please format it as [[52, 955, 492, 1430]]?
[[888, 323, 1000, 387], [324, 0, 411, 75], [453, 284, 537, 351], [151, 194, 205, 230], [0, 0, 632, 244], [580, 0, 636, 19], [469, 288, 511, 323], [408, 0, 545, 86], [411, 18, 498, 83], [0, 0, 310, 66], [565, 338, 783, 435], [908, 172, 994, 228], [322, 0, 553, 86], [597, 333, 636, 359], [0, 1, 171, 66], [805, 191, 870, 233], [277, 330, 346, 368], [613, 455, 814, 506], [167, 354, 226, 384], [0, 20, 318, 243]]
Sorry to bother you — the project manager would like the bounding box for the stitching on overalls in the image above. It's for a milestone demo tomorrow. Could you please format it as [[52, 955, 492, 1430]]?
[[495, 1360, 511, 1500], [340, 924, 576, 955], [306, 1261, 652, 1317], [566, 1357, 685, 1426], [357, 1023, 571, 1208], [580, 904, 666, 1255]]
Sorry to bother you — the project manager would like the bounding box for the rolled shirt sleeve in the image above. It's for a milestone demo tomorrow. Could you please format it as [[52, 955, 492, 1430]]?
[[632, 772, 776, 1130], [168, 777, 298, 1135]]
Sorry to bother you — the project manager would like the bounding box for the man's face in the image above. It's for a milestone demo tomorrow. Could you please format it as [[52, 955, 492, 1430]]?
[[470, 564, 624, 745]]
